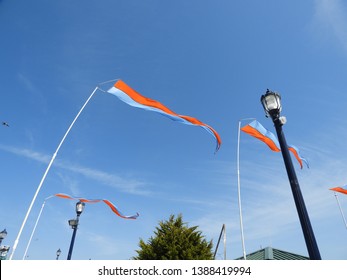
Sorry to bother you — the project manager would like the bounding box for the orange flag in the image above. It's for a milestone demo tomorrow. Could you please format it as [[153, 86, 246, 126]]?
[[330, 187, 347, 195]]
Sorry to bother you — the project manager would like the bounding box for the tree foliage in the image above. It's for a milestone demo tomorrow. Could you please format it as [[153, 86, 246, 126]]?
[[133, 214, 214, 260]]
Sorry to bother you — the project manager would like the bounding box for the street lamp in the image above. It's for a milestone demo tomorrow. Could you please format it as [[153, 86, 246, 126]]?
[[260, 89, 321, 260], [56, 248, 61, 260], [0, 245, 10, 260], [0, 229, 9, 260], [67, 201, 85, 260], [0, 229, 7, 246]]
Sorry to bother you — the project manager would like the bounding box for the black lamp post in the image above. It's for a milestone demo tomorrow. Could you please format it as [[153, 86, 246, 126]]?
[[0, 229, 7, 246], [56, 248, 61, 260], [260, 89, 321, 260], [0, 229, 10, 260], [67, 201, 85, 260]]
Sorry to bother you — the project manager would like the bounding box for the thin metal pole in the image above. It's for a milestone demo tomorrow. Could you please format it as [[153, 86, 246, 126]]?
[[223, 224, 227, 260], [237, 118, 255, 260], [273, 117, 321, 260], [237, 121, 246, 260], [9, 87, 98, 260], [213, 224, 225, 259], [333, 192, 347, 229], [22, 196, 53, 260]]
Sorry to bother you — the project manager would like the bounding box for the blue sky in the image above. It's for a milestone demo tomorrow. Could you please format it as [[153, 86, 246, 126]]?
[[1, 0, 347, 260]]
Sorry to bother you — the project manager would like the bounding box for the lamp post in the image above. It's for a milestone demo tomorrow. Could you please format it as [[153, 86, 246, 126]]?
[[260, 89, 321, 260], [56, 248, 61, 260], [67, 201, 85, 260], [0, 229, 7, 246], [0, 229, 10, 260]]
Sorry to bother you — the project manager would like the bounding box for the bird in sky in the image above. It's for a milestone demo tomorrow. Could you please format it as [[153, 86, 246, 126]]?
[[2, 122, 9, 127]]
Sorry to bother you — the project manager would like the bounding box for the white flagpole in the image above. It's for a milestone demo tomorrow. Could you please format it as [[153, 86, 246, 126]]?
[[223, 224, 227, 260], [237, 118, 255, 260], [333, 192, 347, 229], [9, 87, 99, 260], [22, 195, 54, 260]]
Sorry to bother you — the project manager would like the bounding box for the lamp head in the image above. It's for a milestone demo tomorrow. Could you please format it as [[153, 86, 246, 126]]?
[[0, 229, 7, 240], [261, 89, 282, 120], [56, 248, 61, 257], [76, 201, 85, 216]]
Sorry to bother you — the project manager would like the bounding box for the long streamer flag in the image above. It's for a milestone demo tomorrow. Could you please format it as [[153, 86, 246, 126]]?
[[54, 193, 139, 220], [330, 187, 347, 195], [106, 80, 222, 152], [241, 120, 309, 169]]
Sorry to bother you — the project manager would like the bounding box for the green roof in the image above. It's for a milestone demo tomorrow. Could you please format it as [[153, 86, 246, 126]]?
[[235, 247, 309, 260]]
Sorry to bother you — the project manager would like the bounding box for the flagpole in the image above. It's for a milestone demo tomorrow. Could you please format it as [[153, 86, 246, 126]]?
[[237, 118, 255, 260], [237, 120, 246, 260], [9, 87, 99, 260], [333, 192, 347, 229], [22, 195, 54, 260], [223, 224, 227, 260]]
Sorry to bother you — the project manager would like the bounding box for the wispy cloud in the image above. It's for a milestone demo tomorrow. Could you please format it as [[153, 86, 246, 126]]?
[[0, 144, 151, 196], [0, 145, 52, 163], [66, 164, 150, 195], [312, 0, 347, 52], [191, 138, 347, 258]]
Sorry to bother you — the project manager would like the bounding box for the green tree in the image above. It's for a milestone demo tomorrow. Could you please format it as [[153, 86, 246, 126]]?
[[133, 214, 214, 260]]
